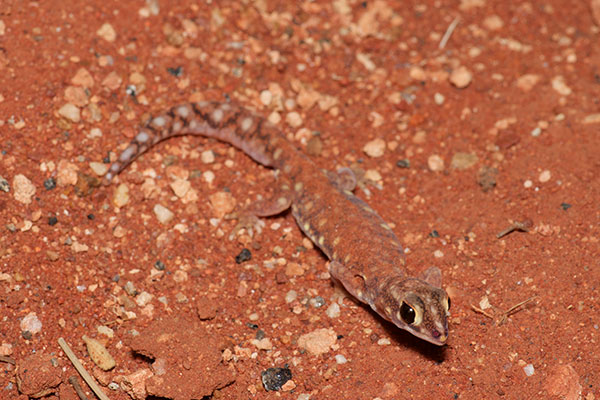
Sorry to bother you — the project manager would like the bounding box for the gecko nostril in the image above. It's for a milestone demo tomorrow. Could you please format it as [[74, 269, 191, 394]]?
[[431, 330, 441, 339]]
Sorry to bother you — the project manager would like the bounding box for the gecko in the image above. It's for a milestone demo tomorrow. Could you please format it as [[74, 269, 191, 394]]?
[[104, 101, 451, 345]]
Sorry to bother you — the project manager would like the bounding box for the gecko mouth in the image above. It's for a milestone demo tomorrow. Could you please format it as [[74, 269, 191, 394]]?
[[408, 327, 448, 346]]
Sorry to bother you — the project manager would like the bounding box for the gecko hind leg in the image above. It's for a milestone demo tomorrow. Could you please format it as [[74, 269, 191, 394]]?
[[329, 260, 371, 305], [226, 188, 293, 240]]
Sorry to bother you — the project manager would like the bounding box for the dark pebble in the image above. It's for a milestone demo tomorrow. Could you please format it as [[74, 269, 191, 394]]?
[[477, 166, 498, 192], [235, 248, 252, 264], [246, 323, 258, 330], [429, 230, 440, 238], [396, 159, 410, 168], [44, 178, 56, 190], [87, 214, 95, 220], [22, 330, 32, 340], [167, 66, 183, 77], [48, 216, 58, 226], [261, 367, 292, 391], [154, 260, 166, 271], [255, 329, 266, 340], [560, 203, 571, 211], [112, 275, 120, 282]]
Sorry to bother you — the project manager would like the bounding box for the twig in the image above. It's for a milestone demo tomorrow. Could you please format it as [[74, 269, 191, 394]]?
[[471, 304, 494, 319], [439, 17, 460, 49], [0, 355, 16, 365], [498, 296, 537, 325], [58, 337, 110, 400], [68, 376, 90, 400], [496, 219, 533, 238]]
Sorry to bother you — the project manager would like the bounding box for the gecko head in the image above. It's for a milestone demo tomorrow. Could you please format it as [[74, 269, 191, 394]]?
[[380, 268, 450, 346]]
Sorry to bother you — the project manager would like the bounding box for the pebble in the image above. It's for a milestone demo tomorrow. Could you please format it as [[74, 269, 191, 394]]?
[[516, 74, 540, 92], [97, 325, 115, 338], [335, 354, 348, 364], [89, 161, 108, 176], [523, 364, 535, 376], [363, 138, 386, 158], [298, 328, 337, 356], [235, 248, 252, 264], [551, 76, 572, 96], [364, 169, 382, 182], [326, 302, 340, 318], [120, 368, 153, 400], [12, 174, 36, 204], [101, 71, 122, 91], [113, 183, 130, 207], [450, 152, 478, 170], [538, 170, 551, 183], [483, 15, 504, 30], [203, 170, 215, 185], [20, 312, 42, 334], [434, 92, 445, 105], [252, 337, 273, 351], [286, 111, 303, 128], [83, 335, 116, 371], [285, 290, 298, 303], [56, 160, 79, 186], [285, 261, 304, 277], [153, 204, 174, 224], [58, 103, 81, 123], [449, 66, 472, 89], [209, 191, 236, 218], [523, 179, 533, 188], [44, 177, 56, 190], [0, 175, 9, 192], [427, 155, 445, 172], [260, 90, 273, 106], [434, 250, 444, 258], [135, 291, 153, 306], [201, 150, 215, 164], [170, 178, 191, 198], [71, 68, 95, 88], [261, 367, 292, 391], [582, 113, 600, 124], [96, 22, 117, 42]]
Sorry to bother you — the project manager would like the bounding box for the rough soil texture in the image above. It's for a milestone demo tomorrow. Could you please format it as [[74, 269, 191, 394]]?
[[1, 0, 599, 399]]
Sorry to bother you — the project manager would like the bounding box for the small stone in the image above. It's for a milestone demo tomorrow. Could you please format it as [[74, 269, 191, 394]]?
[[523, 364, 535, 376], [582, 113, 600, 124], [326, 302, 340, 318], [298, 328, 337, 356], [44, 178, 56, 190], [261, 367, 292, 391], [58, 103, 81, 123], [56, 160, 79, 186], [135, 291, 153, 307], [20, 312, 42, 335], [364, 169, 382, 182], [285, 290, 297, 303], [449, 66, 472, 89], [201, 150, 215, 164], [97, 22, 117, 42], [538, 170, 551, 183], [101, 71, 122, 91], [281, 380, 296, 391], [427, 155, 444, 172], [120, 368, 153, 400], [363, 138, 386, 158], [235, 248, 252, 264], [516, 74, 540, 92], [89, 162, 108, 176], [13, 174, 36, 204], [286, 111, 303, 128], [434, 92, 445, 105], [483, 15, 504, 30], [83, 335, 116, 371], [252, 337, 273, 350], [113, 183, 130, 207], [208, 191, 236, 218], [97, 325, 115, 338], [153, 204, 174, 224], [524, 179, 533, 188], [260, 90, 273, 106], [285, 261, 304, 277], [0, 175, 9, 192], [335, 354, 348, 364], [551, 76, 572, 96], [306, 136, 322, 156], [451, 152, 478, 170], [71, 68, 95, 88], [196, 297, 218, 320], [170, 178, 191, 198], [477, 166, 498, 192]]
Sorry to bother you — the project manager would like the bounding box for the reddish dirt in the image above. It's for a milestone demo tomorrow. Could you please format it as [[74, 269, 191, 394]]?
[[1, 0, 599, 399]]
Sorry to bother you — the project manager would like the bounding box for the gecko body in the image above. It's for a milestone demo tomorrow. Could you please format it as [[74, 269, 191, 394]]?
[[106, 101, 450, 345]]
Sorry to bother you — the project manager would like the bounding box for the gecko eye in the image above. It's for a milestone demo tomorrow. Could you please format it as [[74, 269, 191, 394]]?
[[400, 302, 416, 324]]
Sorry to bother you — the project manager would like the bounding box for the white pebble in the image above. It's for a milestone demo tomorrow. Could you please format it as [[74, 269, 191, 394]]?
[[201, 150, 215, 164], [12, 174, 36, 204], [449, 66, 473, 89], [58, 103, 81, 123], [434, 92, 445, 105], [538, 170, 551, 183], [260, 90, 273, 106], [203, 170, 215, 184], [523, 364, 535, 376], [523, 179, 533, 188], [377, 338, 391, 346], [363, 138, 386, 158], [335, 354, 348, 364], [20, 312, 42, 334], [88, 128, 103, 138], [97, 325, 115, 338], [113, 183, 130, 207], [428, 155, 445, 172], [136, 291, 153, 306], [285, 290, 298, 303], [286, 111, 303, 128], [326, 302, 340, 318], [434, 250, 444, 258], [89, 161, 109, 176], [153, 204, 174, 224]]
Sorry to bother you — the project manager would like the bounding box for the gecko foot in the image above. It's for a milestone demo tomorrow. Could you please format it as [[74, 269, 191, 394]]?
[[226, 213, 266, 240]]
